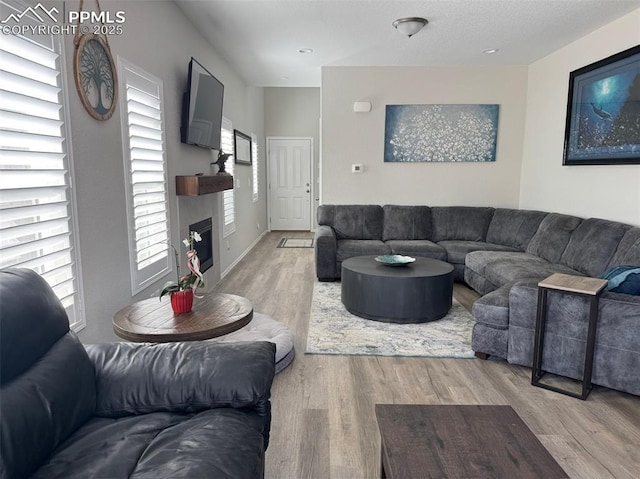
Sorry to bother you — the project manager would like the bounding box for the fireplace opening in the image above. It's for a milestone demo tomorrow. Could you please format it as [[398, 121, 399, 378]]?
[[188, 217, 213, 273]]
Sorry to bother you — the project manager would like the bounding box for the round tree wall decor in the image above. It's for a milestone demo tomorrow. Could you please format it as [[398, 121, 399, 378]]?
[[74, 34, 117, 121]]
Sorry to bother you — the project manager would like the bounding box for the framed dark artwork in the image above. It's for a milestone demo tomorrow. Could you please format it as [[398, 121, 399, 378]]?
[[74, 34, 117, 121], [563, 45, 640, 165], [234, 129, 252, 165], [384, 104, 500, 162]]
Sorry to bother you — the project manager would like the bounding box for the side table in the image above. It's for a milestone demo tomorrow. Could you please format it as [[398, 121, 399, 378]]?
[[532, 273, 607, 400], [113, 293, 253, 342]]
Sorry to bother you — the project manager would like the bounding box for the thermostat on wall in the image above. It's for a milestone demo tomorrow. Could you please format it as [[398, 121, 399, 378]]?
[[352, 164, 363, 173]]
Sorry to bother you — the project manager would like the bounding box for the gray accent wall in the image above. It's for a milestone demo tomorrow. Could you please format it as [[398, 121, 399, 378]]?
[[55, 1, 267, 343]]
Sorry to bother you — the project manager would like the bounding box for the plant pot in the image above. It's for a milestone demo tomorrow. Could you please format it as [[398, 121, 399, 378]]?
[[171, 290, 193, 314]]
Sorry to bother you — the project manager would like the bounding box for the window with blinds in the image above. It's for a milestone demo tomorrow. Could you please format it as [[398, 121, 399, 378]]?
[[221, 117, 236, 237], [118, 59, 170, 294], [251, 133, 259, 202], [0, 4, 85, 330]]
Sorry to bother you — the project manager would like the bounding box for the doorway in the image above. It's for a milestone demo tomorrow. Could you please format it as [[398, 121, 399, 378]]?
[[267, 137, 313, 231]]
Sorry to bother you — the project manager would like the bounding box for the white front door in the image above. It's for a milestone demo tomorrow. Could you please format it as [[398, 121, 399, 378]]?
[[268, 138, 312, 230]]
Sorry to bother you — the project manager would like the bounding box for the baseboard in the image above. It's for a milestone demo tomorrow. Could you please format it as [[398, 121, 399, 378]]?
[[220, 231, 268, 280]]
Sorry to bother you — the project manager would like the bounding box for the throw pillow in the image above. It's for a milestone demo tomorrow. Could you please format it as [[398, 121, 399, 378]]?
[[599, 265, 640, 295]]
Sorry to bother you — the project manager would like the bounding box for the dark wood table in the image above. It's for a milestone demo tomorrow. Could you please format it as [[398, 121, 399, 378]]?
[[375, 404, 568, 479], [113, 293, 253, 342]]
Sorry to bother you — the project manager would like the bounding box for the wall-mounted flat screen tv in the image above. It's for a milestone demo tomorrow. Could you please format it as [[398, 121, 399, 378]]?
[[181, 57, 224, 150]]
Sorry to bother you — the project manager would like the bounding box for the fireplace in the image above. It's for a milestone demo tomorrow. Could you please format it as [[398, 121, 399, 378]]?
[[189, 217, 213, 273]]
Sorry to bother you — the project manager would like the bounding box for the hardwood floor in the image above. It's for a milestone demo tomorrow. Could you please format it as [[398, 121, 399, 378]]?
[[215, 232, 640, 479]]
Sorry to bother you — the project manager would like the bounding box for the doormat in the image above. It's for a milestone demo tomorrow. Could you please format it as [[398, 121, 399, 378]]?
[[306, 281, 475, 358], [277, 238, 314, 248]]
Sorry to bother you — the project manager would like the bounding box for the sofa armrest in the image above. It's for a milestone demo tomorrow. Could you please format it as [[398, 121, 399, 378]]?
[[315, 225, 338, 280], [85, 341, 275, 418]]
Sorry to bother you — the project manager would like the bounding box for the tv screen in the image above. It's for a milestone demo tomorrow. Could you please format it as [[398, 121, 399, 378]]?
[[181, 58, 224, 150]]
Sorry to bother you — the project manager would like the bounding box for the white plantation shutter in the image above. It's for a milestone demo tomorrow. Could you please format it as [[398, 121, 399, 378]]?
[[118, 59, 170, 293], [251, 133, 259, 202], [0, 5, 85, 330], [221, 117, 235, 237]]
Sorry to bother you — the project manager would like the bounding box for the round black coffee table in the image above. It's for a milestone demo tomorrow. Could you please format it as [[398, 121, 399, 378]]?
[[341, 256, 454, 323]]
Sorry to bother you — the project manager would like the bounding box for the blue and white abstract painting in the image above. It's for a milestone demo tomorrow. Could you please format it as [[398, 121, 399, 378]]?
[[384, 104, 500, 162]]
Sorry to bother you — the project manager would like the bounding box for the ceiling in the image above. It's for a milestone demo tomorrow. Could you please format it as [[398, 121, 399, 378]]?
[[175, 1, 639, 87]]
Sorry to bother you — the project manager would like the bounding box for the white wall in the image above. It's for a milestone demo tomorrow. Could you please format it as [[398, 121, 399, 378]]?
[[217, 86, 267, 275], [519, 9, 640, 225], [264, 88, 321, 225], [53, 1, 267, 343], [321, 66, 528, 206]]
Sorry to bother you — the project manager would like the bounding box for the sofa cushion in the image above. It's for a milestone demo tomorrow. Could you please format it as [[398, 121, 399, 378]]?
[[472, 286, 511, 330], [315, 225, 338, 280], [385, 240, 446, 260], [464, 267, 498, 296], [437, 240, 518, 265], [526, 213, 582, 263], [130, 409, 267, 478], [560, 218, 631, 277], [86, 341, 275, 419], [31, 412, 191, 478], [466, 251, 580, 287], [2, 333, 97, 479], [1, 269, 71, 385], [317, 205, 383, 240], [1, 269, 97, 478], [30, 409, 267, 479], [471, 324, 508, 359], [431, 206, 494, 242], [382, 205, 431, 241], [485, 209, 548, 250], [336, 239, 391, 262], [608, 227, 640, 267]]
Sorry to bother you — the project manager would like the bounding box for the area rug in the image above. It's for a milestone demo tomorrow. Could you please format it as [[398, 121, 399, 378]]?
[[306, 281, 475, 358], [277, 238, 314, 248]]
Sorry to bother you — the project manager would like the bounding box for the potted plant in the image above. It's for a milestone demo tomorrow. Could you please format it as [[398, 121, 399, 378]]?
[[159, 231, 205, 314]]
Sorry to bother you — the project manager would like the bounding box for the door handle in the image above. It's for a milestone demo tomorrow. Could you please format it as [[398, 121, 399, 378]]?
[[306, 190, 310, 193]]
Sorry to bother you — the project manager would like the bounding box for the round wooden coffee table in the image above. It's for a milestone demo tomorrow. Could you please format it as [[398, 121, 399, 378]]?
[[341, 256, 454, 323], [113, 293, 253, 342]]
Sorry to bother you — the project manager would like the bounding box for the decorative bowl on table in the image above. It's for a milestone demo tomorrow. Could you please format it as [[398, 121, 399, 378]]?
[[374, 255, 416, 266]]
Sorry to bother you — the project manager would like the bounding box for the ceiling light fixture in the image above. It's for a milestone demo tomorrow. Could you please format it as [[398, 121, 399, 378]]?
[[392, 17, 428, 38], [483, 48, 499, 54], [298, 48, 313, 54]]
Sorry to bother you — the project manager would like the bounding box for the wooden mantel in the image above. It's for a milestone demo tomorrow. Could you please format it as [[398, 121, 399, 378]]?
[[175, 175, 233, 196]]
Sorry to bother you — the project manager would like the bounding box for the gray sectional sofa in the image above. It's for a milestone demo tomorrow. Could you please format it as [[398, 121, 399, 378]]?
[[314, 205, 640, 396]]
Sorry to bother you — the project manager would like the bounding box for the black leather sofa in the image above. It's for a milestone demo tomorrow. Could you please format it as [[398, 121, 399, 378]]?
[[0, 268, 276, 479]]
